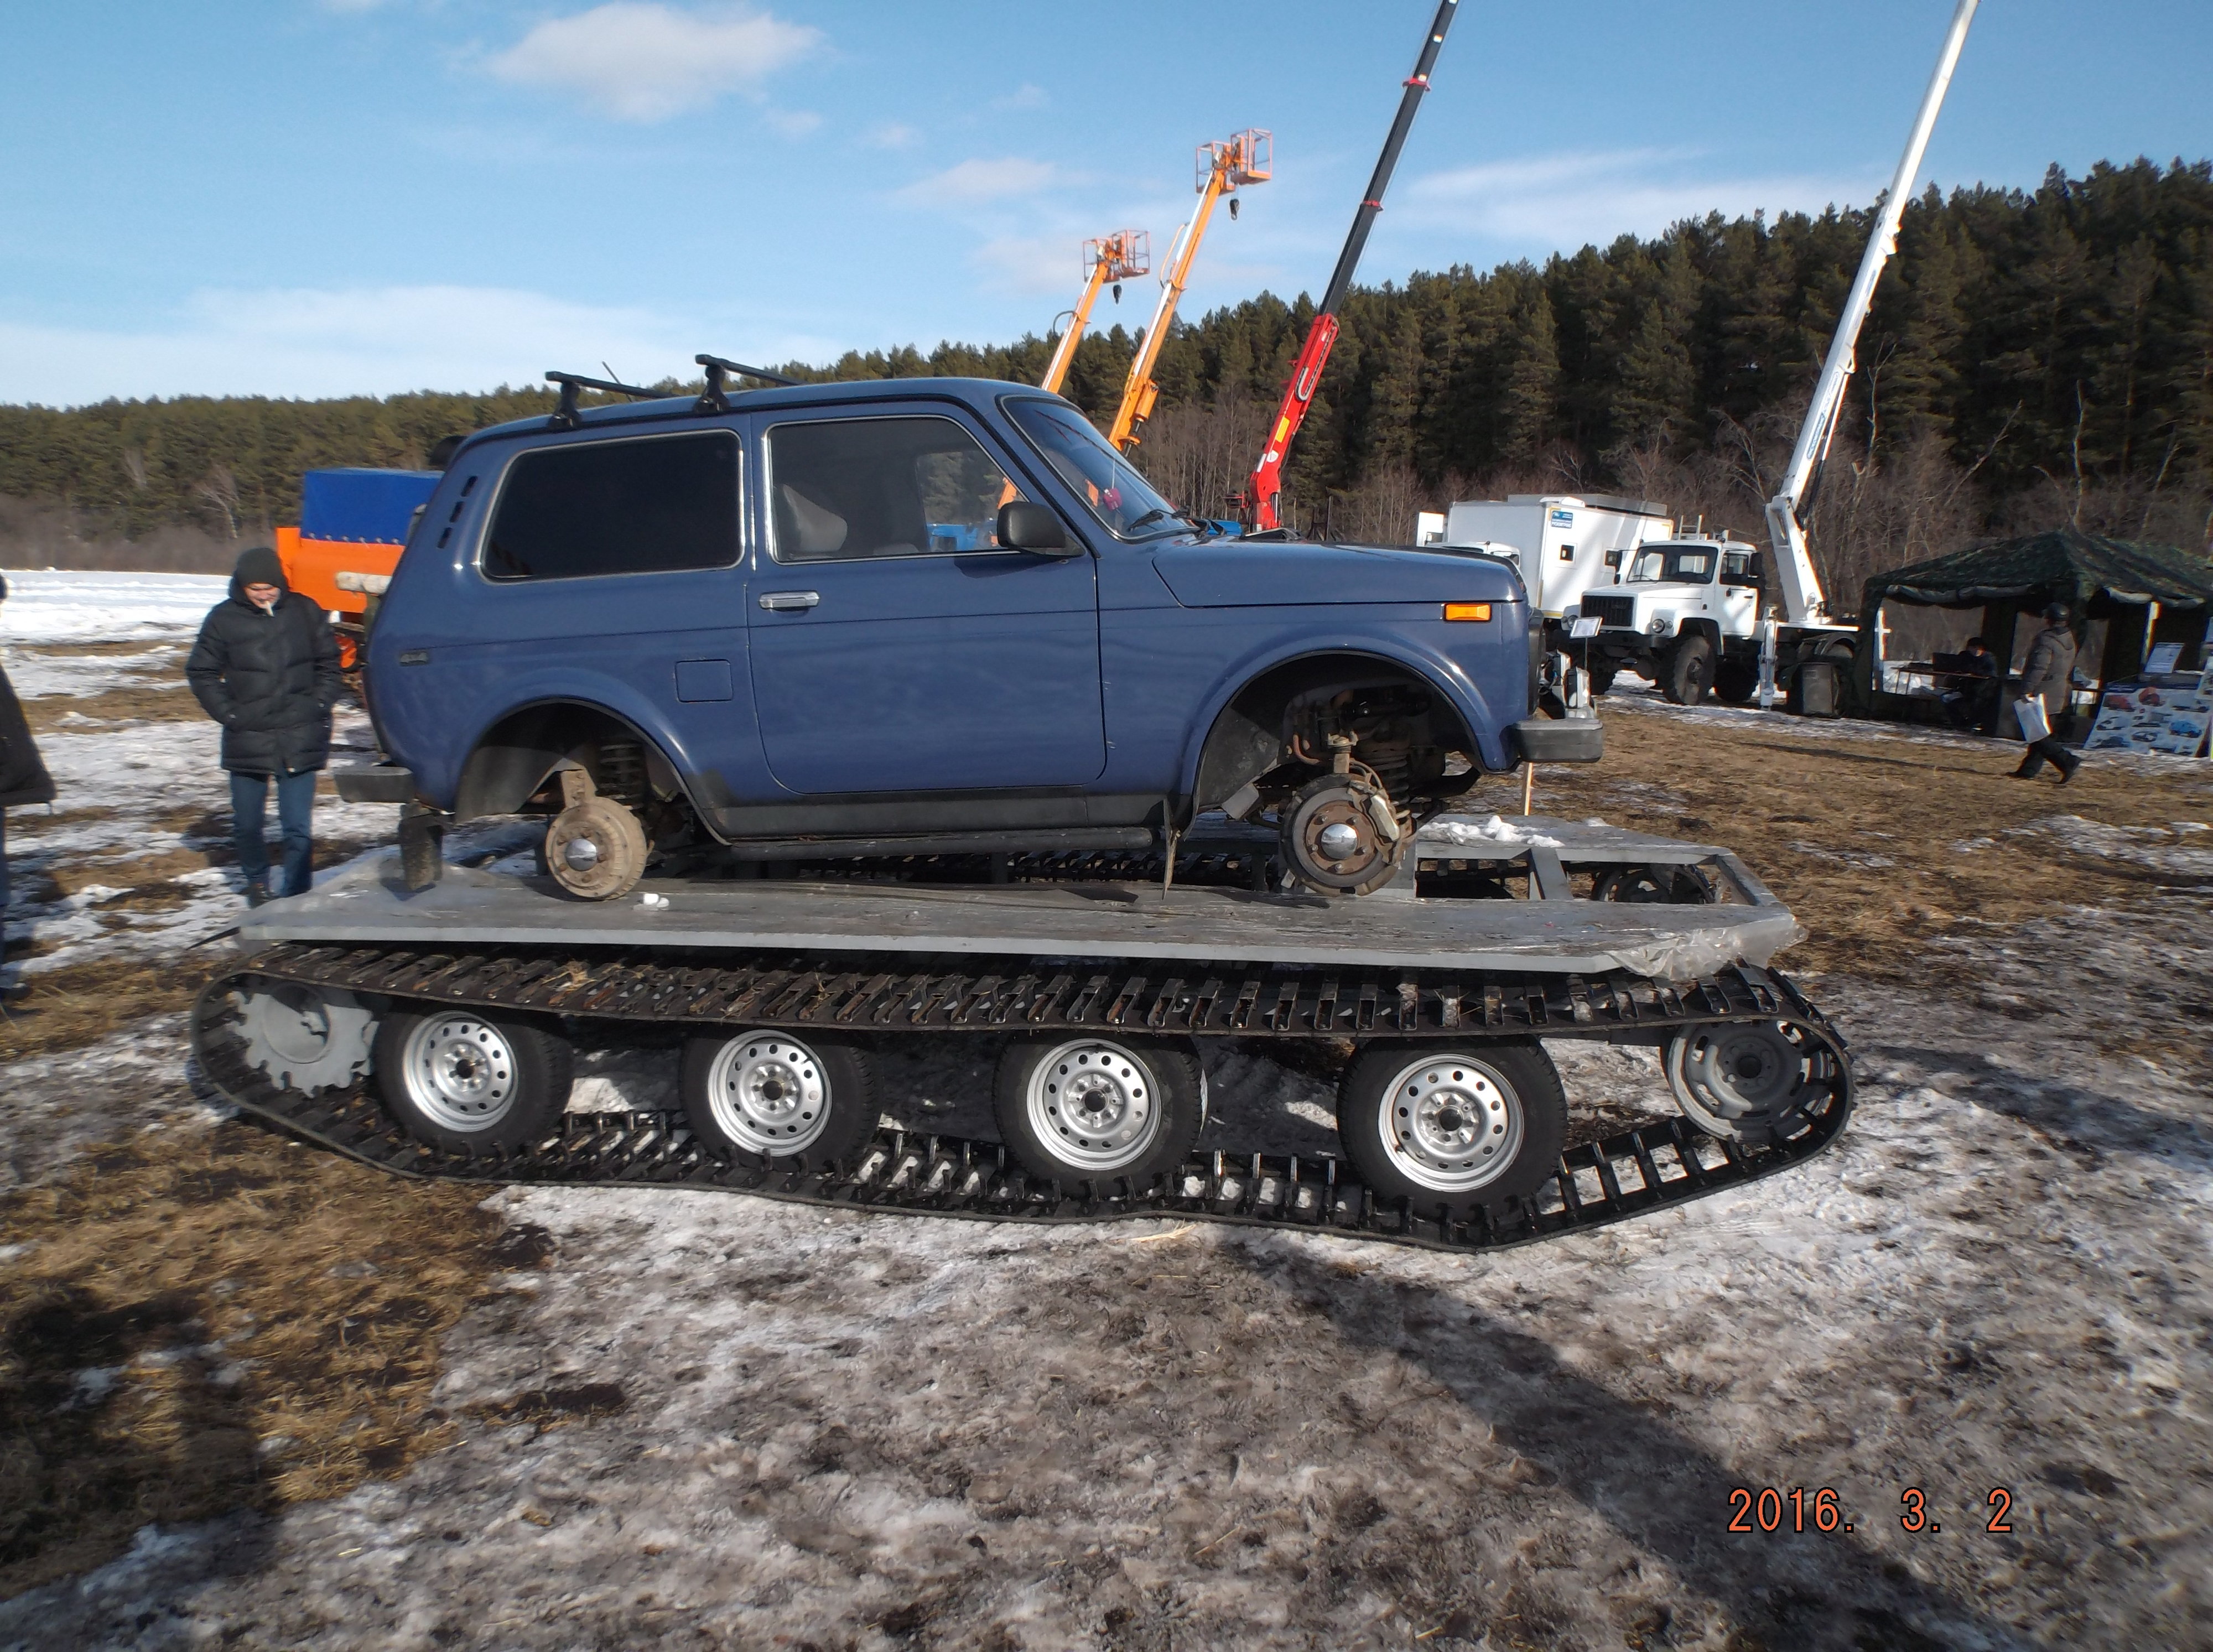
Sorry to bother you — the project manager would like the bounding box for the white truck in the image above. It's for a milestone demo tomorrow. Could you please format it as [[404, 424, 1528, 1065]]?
[[1417, 493, 1675, 620], [1566, 0, 1980, 710]]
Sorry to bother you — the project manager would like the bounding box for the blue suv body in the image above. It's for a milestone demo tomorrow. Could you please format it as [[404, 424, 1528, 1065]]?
[[358, 377, 1594, 896]]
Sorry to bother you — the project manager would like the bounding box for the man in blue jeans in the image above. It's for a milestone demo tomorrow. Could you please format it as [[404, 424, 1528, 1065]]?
[[186, 546, 340, 904]]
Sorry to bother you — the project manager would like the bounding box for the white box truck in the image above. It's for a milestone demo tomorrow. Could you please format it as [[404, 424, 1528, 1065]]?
[[1428, 494, 1674, 620]]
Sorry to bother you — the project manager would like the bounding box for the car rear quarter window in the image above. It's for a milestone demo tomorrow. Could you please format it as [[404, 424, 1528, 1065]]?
[[482, 431, 740, 580], [766, 416, 1022, 563]]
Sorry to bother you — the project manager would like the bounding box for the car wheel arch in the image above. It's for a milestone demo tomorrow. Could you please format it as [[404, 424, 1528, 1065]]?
[[453, 699, 701, 826], [1187, 648, 1482, 812]]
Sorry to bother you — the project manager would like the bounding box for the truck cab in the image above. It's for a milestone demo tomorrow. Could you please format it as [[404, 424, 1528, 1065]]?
[[1571, 535, 1766, 703]]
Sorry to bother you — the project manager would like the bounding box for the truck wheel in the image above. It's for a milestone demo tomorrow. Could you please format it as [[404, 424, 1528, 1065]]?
[[1661, 635, 1715, 705], [680, 1030, 876, 1169], [374, 1007, 572, 1155], [544, 796, 648, 900], [1713, 657, 1759, 704], [994, 1036, 1202, 1185], [1338, 1040, 1566, 1213], [1587, 663, 1617, 696], [1280, 771, 1406, 896]]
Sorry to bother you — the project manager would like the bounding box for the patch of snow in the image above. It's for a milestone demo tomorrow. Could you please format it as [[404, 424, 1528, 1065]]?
[[2012, 814, 2213, 880], [3, 642, 188, 700], [1424, 813, 1564, 849], [0, 569, 227, 643]]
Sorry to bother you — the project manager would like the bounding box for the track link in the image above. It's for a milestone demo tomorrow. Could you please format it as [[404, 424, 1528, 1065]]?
[[190, 946, 1854, 1255]]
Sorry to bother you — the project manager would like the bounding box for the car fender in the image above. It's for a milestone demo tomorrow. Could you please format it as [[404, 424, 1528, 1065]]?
[[1175, 623, 1511, 800]]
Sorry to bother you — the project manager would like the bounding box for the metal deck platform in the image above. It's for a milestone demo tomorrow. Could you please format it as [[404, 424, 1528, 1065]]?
[[240, 817, 1801, 983]]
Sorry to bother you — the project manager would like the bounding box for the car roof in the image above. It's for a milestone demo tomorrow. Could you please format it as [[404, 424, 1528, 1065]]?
[[454, 376, 1062, 460]]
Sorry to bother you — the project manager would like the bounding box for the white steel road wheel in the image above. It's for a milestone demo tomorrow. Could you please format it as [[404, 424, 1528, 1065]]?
[[1337, 1040, 1566, 1213], [679, 1031, 875, 1169], [372, 1007, 572, 1154], [994, 1036, 1203, 1184], [1665, 1021, 1819, 1146]]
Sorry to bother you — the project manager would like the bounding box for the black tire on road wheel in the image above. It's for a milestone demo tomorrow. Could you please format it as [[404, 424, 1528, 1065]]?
[[1337, 1039, 1566, 1214], [1661, 633, 1715, 705], [1587, 663, 1618, 696], [993, 1035, 1203, 1185], [373, 1006, 572, 1154], [544, 796, 649, 901], [1279, 771, 1407, 897], [679, 1030, 877, 1170], [1713, 657, 1759, 705]]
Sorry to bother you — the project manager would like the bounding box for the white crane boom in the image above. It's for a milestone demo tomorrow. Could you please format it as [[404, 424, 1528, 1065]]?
[[1764, 0, 1978, 626]]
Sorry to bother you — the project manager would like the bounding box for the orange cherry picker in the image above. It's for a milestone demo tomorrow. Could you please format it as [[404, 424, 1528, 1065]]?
[[1109, 129, 1271, 450], [1041, 230, 1151, 396]]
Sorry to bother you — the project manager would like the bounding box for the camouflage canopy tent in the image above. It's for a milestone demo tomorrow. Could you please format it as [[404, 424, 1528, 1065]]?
[[1851, 528, 2213, 725]]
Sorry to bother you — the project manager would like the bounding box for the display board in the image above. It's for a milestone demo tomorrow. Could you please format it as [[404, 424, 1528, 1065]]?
[[2082, 671, 2213, 757]]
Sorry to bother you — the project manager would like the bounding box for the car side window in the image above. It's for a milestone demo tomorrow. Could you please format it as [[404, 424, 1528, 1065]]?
[[1721, 550, 1759, 587], [482, 431, 740, 581], [767, 416, 1025, 563]]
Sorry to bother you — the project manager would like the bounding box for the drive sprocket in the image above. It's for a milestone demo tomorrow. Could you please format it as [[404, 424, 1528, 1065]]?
[[231, 980, 378, 1095]]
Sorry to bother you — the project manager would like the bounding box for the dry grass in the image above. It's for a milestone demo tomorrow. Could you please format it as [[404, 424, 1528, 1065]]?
[[0, 1123, 534, 1597], [20, 681, 201, 733]]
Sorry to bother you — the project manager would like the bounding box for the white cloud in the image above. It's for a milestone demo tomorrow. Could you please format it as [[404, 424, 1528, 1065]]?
[[991, 83, 1048, 111], [0, 285, 716, 406], [898, 157, 1066, 207], [762, 107, 822, 138], [489, 3, 820, 123], [865, 122, 920, 151], [1404, 148, 1877, 252], [970, 236, 1085, 298]]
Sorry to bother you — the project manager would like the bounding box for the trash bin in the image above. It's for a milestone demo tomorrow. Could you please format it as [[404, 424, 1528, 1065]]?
[[1797, 659, 1840, 718]]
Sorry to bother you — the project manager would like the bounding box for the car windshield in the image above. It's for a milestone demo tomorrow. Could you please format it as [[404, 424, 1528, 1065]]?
[[1625, 547, 1715, 585], [1004, 398, 1184, 538]]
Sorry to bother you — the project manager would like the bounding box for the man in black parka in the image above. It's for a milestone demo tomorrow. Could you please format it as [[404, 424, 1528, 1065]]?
[[187, 547, 341, 903], [1, 574, 59, 999]]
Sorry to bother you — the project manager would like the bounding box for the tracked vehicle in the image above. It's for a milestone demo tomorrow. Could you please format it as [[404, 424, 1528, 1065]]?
[[195, 814, 1853, 1254]]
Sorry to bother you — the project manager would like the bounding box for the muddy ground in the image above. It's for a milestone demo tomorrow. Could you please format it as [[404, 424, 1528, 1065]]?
[[2, 642, 2210, 1651]]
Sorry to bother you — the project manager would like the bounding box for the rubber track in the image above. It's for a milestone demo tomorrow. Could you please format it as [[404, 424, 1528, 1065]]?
[[190, 951, 1855, 1256]]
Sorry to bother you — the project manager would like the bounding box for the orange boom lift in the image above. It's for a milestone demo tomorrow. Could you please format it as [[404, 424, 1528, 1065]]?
[[1041, 230, 1151, 396], [1109, 129, 1270, 450]]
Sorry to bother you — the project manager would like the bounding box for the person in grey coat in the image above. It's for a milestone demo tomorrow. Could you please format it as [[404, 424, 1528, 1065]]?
[[187, 546, 341, 903], [2012, 601, 2081, 783], [1, 574, 59, 1002]]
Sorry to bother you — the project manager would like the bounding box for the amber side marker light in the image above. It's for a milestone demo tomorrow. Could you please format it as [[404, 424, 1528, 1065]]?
[[1443, 602, 1492, 622]]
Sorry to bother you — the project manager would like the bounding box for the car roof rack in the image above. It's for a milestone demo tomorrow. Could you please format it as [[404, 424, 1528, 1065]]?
[[546, 370, 669, 430], [694, 353, 800, 413]]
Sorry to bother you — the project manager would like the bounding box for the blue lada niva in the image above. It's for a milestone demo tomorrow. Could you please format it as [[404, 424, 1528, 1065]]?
[[350, 376, 1596, 898]]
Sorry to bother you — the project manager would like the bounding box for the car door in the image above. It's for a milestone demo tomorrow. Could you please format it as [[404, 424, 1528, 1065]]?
[[746, 408, 1104, 794]]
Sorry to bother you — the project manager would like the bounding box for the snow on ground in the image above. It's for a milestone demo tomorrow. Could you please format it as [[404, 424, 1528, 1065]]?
[[3, 640, 189, 702], [0, 569, 226, 643], [5, 606, 2212, 1646], [4, 963, 2208, 1649], [2, 709, 398, 976]]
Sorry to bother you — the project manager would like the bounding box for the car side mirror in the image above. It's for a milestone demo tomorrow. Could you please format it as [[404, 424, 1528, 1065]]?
[[998, 501, 1076, 556]]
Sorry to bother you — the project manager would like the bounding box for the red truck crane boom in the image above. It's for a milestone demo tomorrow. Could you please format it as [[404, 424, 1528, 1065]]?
[[1244, 0, 1459, 532]]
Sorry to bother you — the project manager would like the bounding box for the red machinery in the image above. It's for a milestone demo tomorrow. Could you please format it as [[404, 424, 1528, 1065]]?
[[1243, 0, 1459, 532]]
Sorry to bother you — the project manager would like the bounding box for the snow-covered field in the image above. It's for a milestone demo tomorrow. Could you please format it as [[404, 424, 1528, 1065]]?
[[0, 568, 227, 644], [3, 579, 2210, 1649]]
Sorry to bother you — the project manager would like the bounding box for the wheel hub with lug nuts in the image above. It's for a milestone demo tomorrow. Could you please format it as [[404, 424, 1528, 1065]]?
[[1026, 1041, 1160, 1171], [707, 1034, 828, 1152], [1379, 1054, 1524, 1192], [401, 1015, 520, 1132]]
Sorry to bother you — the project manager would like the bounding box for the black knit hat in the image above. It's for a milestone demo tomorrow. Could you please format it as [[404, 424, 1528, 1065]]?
[[233, 546, 285, 590]]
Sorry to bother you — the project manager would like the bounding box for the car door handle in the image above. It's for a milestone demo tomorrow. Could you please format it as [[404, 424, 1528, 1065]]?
[[759, 590, 820, 611]]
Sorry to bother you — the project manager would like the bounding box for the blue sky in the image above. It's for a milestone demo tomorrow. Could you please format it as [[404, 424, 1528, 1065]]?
[[2, 1, 2206, 407]]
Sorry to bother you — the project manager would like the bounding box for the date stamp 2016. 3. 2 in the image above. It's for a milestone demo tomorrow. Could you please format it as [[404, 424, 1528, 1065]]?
[[1727, 1487, 2017, 1536]]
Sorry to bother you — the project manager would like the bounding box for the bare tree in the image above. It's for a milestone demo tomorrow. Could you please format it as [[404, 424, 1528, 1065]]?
[[195, 464, 242, 540]]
